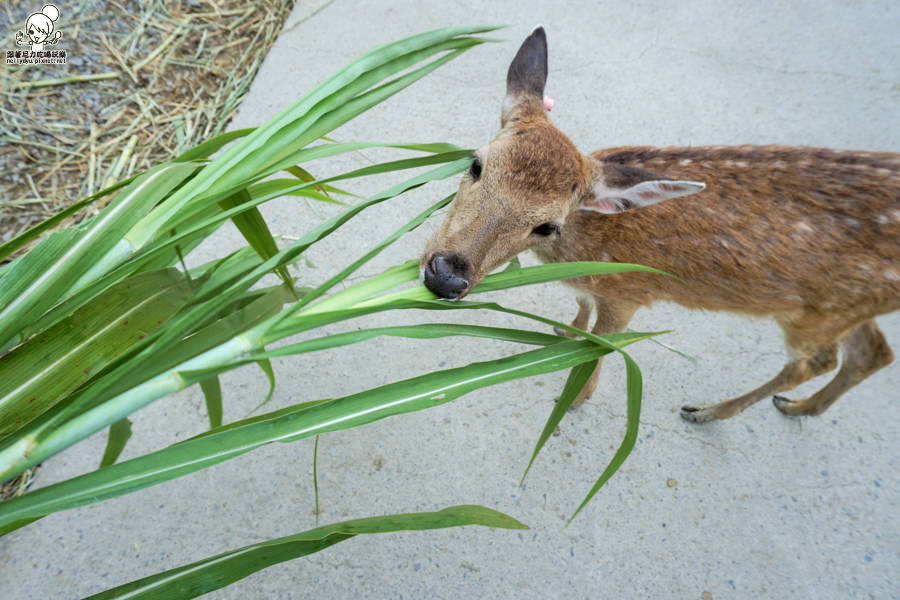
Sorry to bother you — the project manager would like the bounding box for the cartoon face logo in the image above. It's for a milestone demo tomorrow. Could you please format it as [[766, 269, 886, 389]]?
[[15, 5, 62, 52]]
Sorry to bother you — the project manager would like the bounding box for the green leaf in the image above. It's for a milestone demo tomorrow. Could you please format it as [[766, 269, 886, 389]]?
[[199, 377, 222, 429], [0, 269, 193, 437], [99, 418, 132, 468], [218, 188, 294, 291], [84, 505, 525, 599], [520, 359, 598, 485], [255, 323, 563, 361], [567, 353, 643, 524], [350, 261, 671, 310], [313, 435, 320, 526], [502, 256, 521, 272], [0, 516, 41, 537], [173, 128, 255, 162], [249, 358, 276, 413], [247, 179, 348, 207]]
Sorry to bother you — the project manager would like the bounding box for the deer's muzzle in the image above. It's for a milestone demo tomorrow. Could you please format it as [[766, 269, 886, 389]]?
[[423, 253, 471, 299]]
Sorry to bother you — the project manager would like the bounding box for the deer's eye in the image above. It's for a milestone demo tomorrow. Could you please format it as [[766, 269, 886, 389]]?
[[532, 223, 560, 236], [469, 157, 482, 181]]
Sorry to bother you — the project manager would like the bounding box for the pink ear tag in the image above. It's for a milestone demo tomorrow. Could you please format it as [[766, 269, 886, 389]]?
[[542, 94, 555, 112]]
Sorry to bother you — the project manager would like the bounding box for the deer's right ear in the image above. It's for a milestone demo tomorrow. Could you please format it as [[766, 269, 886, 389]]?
[[502, 27, 548, 125], [582, 163, 706, 214]]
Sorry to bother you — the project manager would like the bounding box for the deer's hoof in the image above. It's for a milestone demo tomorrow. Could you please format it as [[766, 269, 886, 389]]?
[[773, 395, 810, 416], [553, 326, 576, 338], [553, 395, 585, 411], [680, 404, 718, 423]]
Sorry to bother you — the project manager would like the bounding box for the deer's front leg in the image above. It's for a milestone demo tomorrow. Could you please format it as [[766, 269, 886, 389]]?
[[553, 295, 593, 337], [571, 297, 640, 408]]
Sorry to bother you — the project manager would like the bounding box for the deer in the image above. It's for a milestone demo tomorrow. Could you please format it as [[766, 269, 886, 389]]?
[[421, 27, 899, 423]]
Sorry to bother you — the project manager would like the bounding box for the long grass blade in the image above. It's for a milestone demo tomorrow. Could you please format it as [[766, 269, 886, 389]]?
[[173, 128, 254, 162], [217, 188, 294, 289], [99, 418, 132, 468], [567, 354, 643, 524], [199, 377, 223, 429], [84, 505, 525, 599], [312, 435, 320, 526], [520, 359, 598, 486]]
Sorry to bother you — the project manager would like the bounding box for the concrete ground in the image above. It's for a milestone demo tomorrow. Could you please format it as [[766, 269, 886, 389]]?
[[2, 1, 898, 598]]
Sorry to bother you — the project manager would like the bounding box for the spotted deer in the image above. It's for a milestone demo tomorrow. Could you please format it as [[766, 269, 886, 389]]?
[[421, 27, 899, 423]]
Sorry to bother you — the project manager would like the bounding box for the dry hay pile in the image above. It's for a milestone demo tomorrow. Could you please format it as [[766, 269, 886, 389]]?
[[0, 0, 295, 256]]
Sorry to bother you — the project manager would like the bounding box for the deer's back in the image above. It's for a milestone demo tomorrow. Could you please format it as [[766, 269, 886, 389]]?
[[554, 145, 900, 318]]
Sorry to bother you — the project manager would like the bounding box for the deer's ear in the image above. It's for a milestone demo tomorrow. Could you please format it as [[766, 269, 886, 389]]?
[[502, 27, 548, 124], [582, 167, 706, 214]]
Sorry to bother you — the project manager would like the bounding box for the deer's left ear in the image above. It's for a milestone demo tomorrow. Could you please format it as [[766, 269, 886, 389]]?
[[582, 163, 706, 214]]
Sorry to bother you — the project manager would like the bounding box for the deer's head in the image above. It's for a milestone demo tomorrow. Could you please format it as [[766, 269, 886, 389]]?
[[421, 27, 705, 299]]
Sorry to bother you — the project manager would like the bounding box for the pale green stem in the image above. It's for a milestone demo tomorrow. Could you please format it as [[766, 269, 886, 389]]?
[[292, 261, 419, 318], [65, 238, 136, 302], [0, 323, 267, 481]]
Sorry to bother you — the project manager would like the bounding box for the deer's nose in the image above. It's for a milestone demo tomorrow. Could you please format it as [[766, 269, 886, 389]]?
[[424, 253, 471, 299]]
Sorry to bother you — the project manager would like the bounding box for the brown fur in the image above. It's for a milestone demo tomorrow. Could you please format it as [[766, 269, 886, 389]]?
[[422, 30, 899, 422]]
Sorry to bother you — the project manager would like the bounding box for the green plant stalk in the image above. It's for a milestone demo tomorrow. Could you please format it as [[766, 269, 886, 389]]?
[[293, 261, 420, 317]]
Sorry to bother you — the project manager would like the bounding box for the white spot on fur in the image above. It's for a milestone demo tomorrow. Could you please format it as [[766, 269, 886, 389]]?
[[787, 294, 804, 302], [734, 161, 749, 168], [774, 160, 787, 168], [891, 209, 900, 222], [876, 168, 891, 175], [679, 159, 692, 166], [877, 215, 889, 224], [715, 234, 735, 248], [844, 217, 861, 227], [794, 221, 813, 233], [885, 269, 900, 281]]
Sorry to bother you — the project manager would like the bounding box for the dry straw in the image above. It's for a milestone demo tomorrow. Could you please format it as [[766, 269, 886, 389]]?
[[0, 0, 294, 258]]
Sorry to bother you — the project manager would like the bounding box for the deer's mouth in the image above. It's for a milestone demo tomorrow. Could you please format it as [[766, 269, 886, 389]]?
[[423, 252, 472, 300]]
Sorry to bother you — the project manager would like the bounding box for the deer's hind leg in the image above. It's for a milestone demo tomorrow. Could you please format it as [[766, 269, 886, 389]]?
[[681, 314, 841, 423], [774, 319, 894, 417]]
